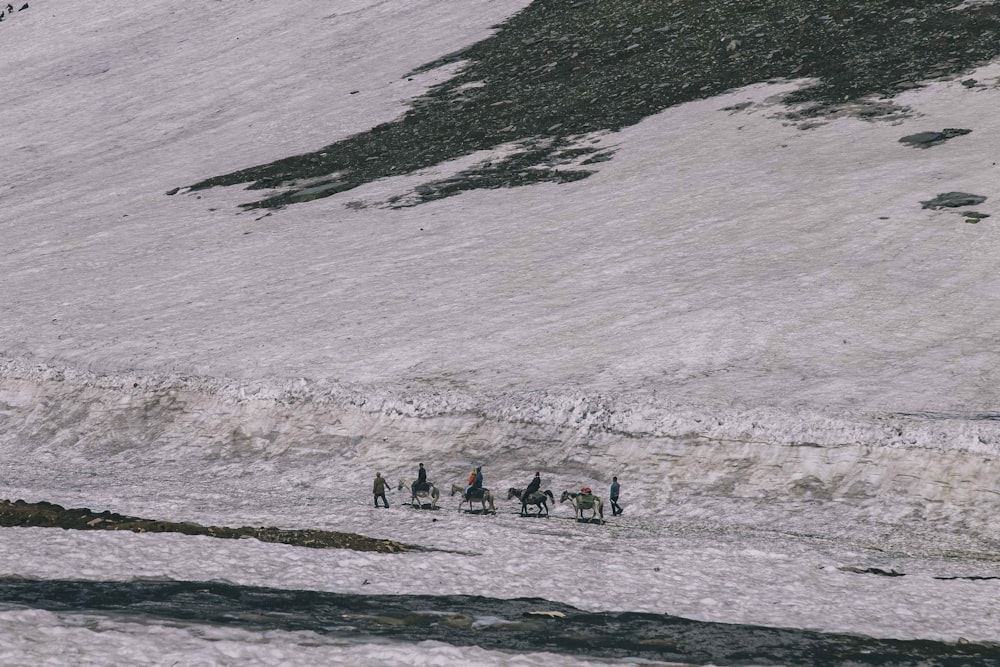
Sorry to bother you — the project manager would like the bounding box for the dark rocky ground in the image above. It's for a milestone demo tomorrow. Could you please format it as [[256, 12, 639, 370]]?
[[0, 498, 417, 553], [1, 578, 998, 665], [184, 0, 1000, 209]]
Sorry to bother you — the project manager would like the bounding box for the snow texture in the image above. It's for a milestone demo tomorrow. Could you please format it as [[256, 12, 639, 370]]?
[[2, 0, 1000, 664]]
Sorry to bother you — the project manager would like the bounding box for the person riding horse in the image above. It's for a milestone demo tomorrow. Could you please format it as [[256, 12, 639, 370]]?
[[525, 472, 541, 496], [466, 466, 483, 500], [415, 463, 429, 493]]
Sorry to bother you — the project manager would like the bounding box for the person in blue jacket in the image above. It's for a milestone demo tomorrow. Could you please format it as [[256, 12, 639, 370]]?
[[610, 476, 622, 516]]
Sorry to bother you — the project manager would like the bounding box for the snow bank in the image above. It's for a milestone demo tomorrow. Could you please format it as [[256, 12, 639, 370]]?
[[4, 355, 1000, 534]]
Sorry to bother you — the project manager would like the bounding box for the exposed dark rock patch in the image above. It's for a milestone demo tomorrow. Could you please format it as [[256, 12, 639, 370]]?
[[838, 565, 906, 577], [963, 211, 990, 222], [3, 578, 1000, 665], [0, 498, 417, 553], [840, 566, 1000, 581], [920, 192, 988, 209], [899, 128, 972, 148], [185, 0, 1000, 210], [0, 0, 29, 25]]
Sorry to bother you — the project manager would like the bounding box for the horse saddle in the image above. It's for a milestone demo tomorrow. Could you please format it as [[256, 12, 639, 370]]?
[[468, 487, 487, 499]]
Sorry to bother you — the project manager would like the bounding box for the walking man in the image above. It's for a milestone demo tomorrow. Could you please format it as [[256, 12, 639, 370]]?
[[610, 476, 622, 516], [373, 472, 390, 508]]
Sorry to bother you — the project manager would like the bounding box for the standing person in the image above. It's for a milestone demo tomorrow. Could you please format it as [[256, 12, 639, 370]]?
[[416, 463, 428, 492], [373, 472, 390, 508], [525, 472, 541, 496], [610, 476, 622, 516]]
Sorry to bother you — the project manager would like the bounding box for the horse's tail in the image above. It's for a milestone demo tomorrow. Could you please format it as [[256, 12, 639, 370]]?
[[544, 490, 554, 501]]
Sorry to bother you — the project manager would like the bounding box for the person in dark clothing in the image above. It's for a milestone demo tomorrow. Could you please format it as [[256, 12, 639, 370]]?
[[373, 472, 390, 508], [610, 476, 622, 516], [416, 463, 428, 492], [525, 472, 541, 496]]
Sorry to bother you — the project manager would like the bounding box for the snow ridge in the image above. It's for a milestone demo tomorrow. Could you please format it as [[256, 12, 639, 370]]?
[[5, 354, 1000, 456]]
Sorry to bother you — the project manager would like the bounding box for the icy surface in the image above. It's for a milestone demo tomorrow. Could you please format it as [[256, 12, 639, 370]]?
[[2, 0, 1000, 664]]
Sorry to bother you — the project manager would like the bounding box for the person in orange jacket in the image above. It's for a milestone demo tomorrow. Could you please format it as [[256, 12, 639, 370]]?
[[464, 469, 476, 499], [466, 466, 483, 500]]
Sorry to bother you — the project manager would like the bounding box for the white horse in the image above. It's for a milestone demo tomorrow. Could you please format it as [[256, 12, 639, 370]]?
[[398, 479, 440, 509], [450, 483, 496, 514], [560, 490, 604, 523], [507, 487, 555, 516]]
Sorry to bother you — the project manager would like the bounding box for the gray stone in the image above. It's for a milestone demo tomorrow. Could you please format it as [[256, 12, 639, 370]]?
[[920, 192, 987, 209], [899, 128, 971, 148]]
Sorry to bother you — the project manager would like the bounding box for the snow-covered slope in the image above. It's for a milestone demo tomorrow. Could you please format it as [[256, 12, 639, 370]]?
[[2, 0, 1000, 664]]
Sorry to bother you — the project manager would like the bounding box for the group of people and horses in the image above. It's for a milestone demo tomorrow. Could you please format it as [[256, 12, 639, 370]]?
[[380, 465, 622, 523]]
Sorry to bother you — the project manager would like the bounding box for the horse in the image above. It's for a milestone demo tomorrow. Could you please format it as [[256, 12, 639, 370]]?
[[560, 490, 604, 523], [507, 487, 555, 516], [450, 483, 496, 514], [398, 479, 440, 509]]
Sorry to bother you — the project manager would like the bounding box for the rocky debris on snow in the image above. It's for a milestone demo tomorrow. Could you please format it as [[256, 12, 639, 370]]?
[[838, 565, 906, 577], [0, 1, 27, 23], [898, 128, 972, 148], [839, 565, 1000, 580], [186, 0, 1000, 210], [386, 143, 596, 208], [0, 498, 417, 553], [962, 211, 991, 222], [4, 578, 999, 664], [920, 191, 988, 209]]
